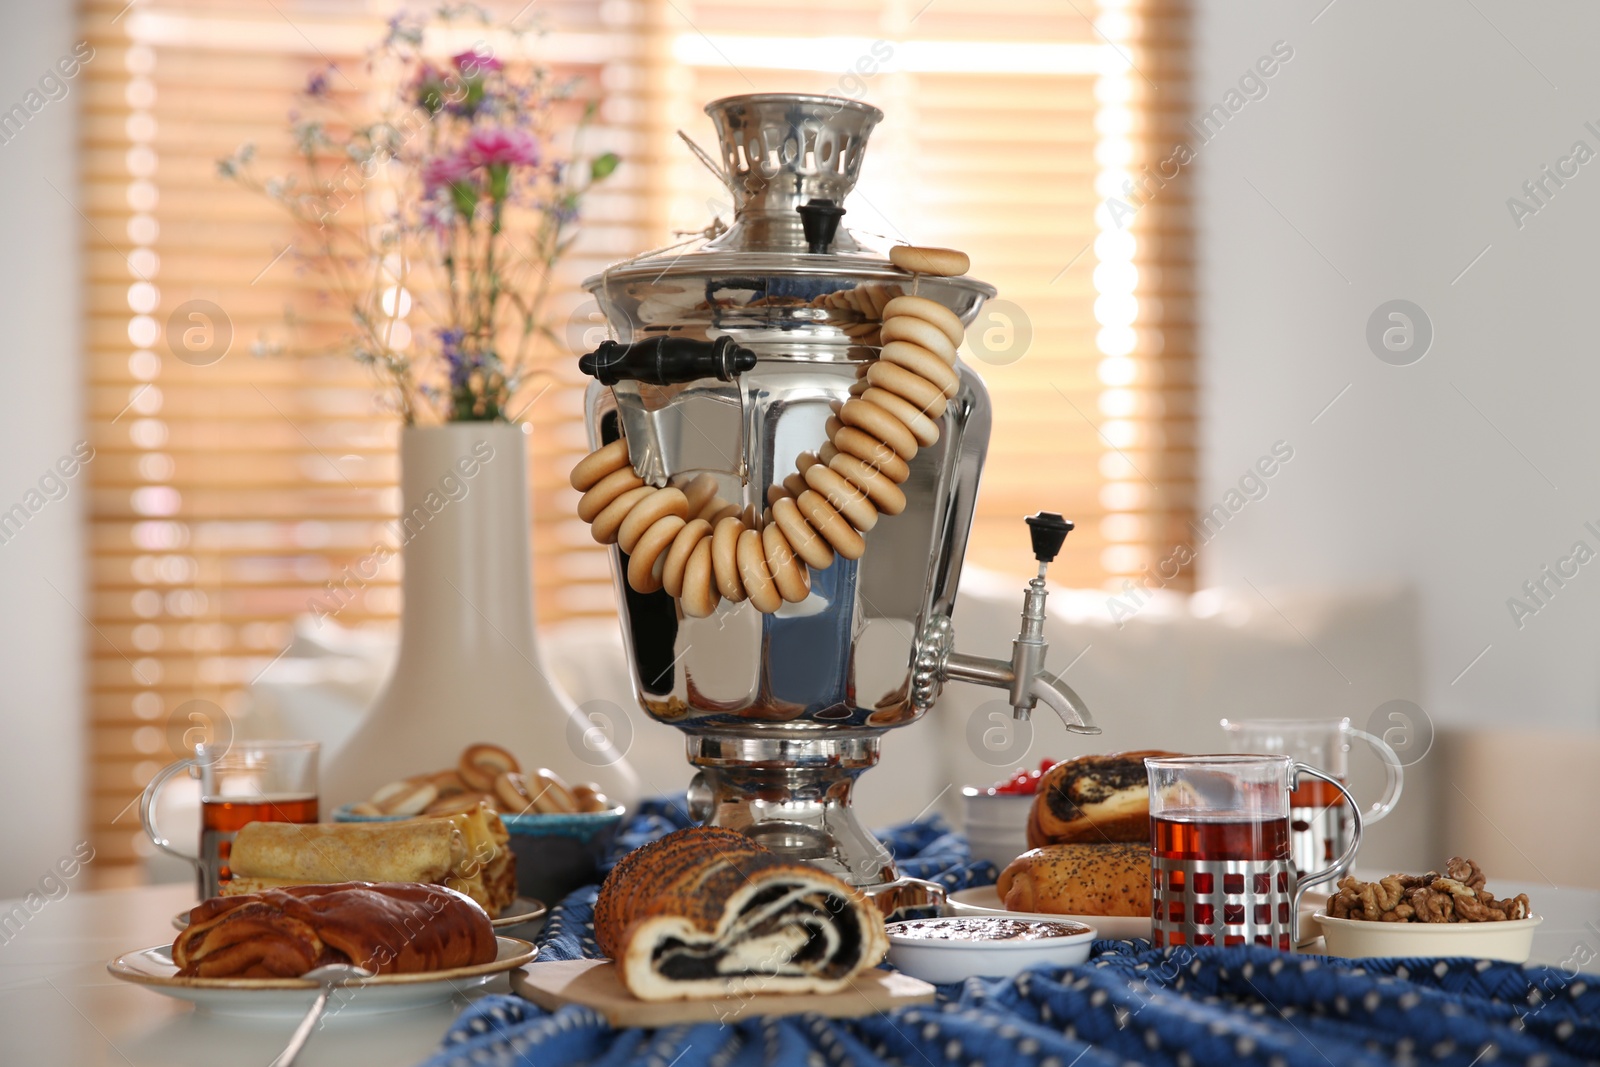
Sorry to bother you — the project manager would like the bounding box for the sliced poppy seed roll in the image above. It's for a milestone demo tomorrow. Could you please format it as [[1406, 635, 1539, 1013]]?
[[594, 826, 889, 1001]]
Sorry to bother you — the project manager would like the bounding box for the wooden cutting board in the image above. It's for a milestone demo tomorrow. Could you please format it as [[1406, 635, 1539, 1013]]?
[[512, 960, 935, 1026]]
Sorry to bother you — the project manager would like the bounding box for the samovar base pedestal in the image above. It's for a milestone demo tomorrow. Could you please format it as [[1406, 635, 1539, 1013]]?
[[684, 732, 926, 891]]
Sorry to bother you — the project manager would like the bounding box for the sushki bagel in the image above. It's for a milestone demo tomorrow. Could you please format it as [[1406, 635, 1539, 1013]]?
[[571, 246, 971, 615]]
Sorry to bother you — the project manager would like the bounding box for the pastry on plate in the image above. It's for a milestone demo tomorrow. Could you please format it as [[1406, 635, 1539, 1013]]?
[[173, 881, 496, 978]]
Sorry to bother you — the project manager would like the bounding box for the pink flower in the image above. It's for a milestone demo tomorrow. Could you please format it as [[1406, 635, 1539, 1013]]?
[[421, 151, 475, 197], [463, 127, 540, 169], [453, 50, 502, 75]]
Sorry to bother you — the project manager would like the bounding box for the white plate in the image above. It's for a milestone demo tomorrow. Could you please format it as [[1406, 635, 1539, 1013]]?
[[171, 896, 548, 933], [491, 896, 549, 931], [947, 886, 1152, 940], [107, 936, 537, 1017]]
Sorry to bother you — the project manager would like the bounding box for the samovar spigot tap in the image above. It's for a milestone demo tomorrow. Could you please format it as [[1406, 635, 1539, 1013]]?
[[919, 512, 1100, 734]]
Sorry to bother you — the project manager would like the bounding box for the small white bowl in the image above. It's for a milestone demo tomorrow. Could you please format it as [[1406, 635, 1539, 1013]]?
[[1315, 912, 1542, 963], [960, 788, 1034, 869], [886, 916, 1096, 984]]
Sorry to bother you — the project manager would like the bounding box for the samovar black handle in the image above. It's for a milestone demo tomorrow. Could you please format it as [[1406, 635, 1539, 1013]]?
[[579, 335, 757, 386]]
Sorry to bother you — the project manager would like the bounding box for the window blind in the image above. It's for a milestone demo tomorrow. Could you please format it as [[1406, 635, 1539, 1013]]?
[[653, 0, 1195, 582], [80, 0, 1191, 878], [80, 0, 662, 876]]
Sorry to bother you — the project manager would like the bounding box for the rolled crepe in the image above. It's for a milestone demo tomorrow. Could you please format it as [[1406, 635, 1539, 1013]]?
[[230, 819, 464, 885], [225, 809, 516, 917]]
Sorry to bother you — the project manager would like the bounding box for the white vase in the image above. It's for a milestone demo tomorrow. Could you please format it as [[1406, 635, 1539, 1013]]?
[[324, 423, 640, 811]]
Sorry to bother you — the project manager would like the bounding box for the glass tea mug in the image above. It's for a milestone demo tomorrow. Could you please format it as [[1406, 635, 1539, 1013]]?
[[139, 739, 319, 899], [1145, 754, 1361, 950], [1220, 718, 1401, 881]]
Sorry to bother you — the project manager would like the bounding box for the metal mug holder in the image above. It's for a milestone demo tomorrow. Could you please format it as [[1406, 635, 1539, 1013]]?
[[1151, 762, 1361, 949]]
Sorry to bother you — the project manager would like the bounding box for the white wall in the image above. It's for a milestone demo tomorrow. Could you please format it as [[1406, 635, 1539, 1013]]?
[[1194, 0, 1600, 736], [0, 1, 88, 895]]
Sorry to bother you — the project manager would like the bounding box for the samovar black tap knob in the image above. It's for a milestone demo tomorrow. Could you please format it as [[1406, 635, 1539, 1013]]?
[[796, 198, 846, 254], [1024, 512, 1074, 564]]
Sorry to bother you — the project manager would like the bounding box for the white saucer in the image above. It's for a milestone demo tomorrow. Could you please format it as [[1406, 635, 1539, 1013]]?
[[947, 887, 1332, 946], [107, 936, 536, 1017], [946, 886, 1152, 940]]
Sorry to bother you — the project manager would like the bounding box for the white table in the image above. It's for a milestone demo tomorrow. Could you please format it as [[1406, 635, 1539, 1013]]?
[[0, 883, 507, 1067], [3, 879, 1597, 1067]]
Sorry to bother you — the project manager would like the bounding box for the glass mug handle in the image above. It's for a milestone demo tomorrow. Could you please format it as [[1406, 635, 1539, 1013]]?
[[138, 758, 202, 871], [1348, 728, 1404, 823], [1289, 760, 1363, 944]]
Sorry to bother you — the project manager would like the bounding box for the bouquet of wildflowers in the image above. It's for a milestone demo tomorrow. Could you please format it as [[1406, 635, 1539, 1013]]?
[[220, 6, 617, 423]]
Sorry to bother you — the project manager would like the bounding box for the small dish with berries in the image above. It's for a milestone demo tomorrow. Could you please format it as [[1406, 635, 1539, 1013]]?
[[961, 760, 1057, 869]]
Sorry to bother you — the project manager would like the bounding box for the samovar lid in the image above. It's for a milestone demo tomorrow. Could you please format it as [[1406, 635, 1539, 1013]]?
[[582, 92, 995, 309]]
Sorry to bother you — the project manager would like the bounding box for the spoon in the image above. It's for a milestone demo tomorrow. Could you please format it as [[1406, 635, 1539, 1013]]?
[[268, 963, 375, 1067]]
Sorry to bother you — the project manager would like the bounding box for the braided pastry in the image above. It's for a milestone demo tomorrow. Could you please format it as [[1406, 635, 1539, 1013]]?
[[570, 246, 970, 616]]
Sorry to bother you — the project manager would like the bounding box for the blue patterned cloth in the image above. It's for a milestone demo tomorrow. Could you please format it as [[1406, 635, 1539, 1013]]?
[[418, 802, 1600, 1067]]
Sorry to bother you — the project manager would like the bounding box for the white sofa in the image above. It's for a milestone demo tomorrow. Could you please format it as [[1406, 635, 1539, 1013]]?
[[156, 572, 1589, 891], [152, 572, 1438, 883]]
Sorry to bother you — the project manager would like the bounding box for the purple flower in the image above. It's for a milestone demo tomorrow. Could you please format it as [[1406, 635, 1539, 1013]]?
[[385, 13, 424, 48], [541, 197, 578, 226], [463, 127, 540, 168], [438, 329, 470, 387], [305, 68, 331, 98], [419, 197, 455, 236]]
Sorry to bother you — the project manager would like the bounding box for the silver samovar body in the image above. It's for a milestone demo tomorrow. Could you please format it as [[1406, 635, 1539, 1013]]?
[[581, 94, 1098, 891]]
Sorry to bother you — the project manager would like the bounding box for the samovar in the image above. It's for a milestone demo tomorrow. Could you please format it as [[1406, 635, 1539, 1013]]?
[[579, 93, 1100, 895]]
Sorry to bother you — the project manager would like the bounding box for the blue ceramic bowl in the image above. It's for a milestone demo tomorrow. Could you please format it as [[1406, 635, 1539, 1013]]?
[[333, 803, 626, 904]]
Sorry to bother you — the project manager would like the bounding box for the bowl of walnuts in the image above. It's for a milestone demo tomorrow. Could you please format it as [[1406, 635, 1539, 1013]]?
[[1314, 857, 1540, 962]]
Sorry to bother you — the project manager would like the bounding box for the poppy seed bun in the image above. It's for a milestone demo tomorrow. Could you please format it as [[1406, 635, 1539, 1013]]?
[[1027, 750, 1179, 847], [998, 843, 1150, 917]]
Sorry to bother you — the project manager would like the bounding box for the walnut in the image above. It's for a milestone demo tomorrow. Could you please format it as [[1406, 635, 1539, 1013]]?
[[1449, 889, 1500, 922], [1374, 875, 1410, 912], [1411, 887, 1456, 923], [1329, 881, 1359, 919], [1445, 857, 1487, 891], [1327, 860, 1531, 923]]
